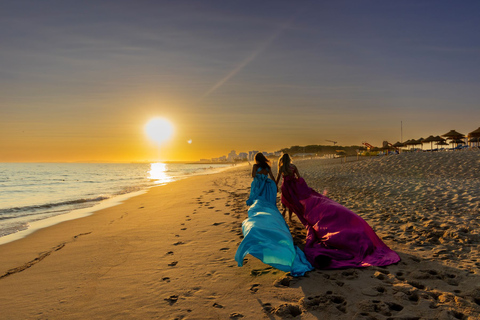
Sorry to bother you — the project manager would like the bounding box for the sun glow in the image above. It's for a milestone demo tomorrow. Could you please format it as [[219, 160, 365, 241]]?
[[149, 162, 173, 185], [145, 117, 174, 145]]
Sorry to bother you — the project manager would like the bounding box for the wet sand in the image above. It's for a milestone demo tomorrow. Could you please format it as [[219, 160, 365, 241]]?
[[1, 151, 479, 319]]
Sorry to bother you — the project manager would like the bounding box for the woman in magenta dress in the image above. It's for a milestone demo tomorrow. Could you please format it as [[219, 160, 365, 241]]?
[[275, 154, 400, 269]]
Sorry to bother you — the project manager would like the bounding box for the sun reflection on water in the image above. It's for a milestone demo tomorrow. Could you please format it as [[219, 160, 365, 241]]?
[[149, 163, 173, 185]]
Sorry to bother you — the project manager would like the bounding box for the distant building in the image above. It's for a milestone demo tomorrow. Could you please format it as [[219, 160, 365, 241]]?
[[238, 152, 248, 160], [248, 151, 259, 161], [227, 150, 237, 162], [203, 150, 280, 163]]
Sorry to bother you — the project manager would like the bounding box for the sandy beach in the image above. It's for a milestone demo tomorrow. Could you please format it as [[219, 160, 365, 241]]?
[[1, 151, 480, 319]]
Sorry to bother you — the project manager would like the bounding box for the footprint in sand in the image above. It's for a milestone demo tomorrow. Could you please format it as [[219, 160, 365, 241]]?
[[164, 295, 178, 305], [250, 267, 273, 276], [341, 269, 359, 280], [168, 261, 178, 266], [361, 286, 386, 297], [181, 228, 187, 231], [212, 302, 224, 308], [219, 247, 230, 251], [173, 241, 184, 245], [272, 304, 302, 317], [229, 313, 244, 319], [274, 275, 293, 287], [407, 280, 425, 290], [262, 303, 273, 313], [395, 271, 405, 280], [357, 299, 403, 317], [166, 251, 174, 255], [249, 284, 260, 293], [213, 222, 225, 226], [162, 277, 170, 282]]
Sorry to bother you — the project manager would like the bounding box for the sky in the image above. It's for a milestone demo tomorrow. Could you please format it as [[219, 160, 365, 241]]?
[[1, 0, 480, 162]]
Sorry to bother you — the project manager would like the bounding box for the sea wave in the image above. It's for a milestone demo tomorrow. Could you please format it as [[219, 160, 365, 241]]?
[[0, 162, 233, 242], [0, 196, 112, 218]]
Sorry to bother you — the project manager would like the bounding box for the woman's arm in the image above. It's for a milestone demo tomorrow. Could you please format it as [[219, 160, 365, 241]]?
[[275, 170, 281, 185], [268, 169, 276, 182], [293, 165, 301, 179], [251, 164, 257, 178]]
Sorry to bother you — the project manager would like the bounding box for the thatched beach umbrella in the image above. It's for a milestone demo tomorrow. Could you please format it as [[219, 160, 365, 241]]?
[[468, 127, 480, 138], [402, 139, 412, 150], [431, 136, 446, 150], [422, 135, 437, 150], [413, 138, 424, 150], [436, 141, 449, 148], [469, 137, 480, 147], [442, 129, 465, 139], [405, 139, 421, 151], [390, 141, 404, 153], [442, 130, 465, 148], [466, 128, 480, 147]]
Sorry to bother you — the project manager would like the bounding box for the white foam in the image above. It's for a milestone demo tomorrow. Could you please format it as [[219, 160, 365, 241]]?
[[0, 190, 146, 246]]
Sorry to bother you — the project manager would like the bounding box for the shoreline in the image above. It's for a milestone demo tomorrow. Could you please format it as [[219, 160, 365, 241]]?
[[0, 190, 148, 246], [0, 162, 242, 247], [1, 153, 479, 319]]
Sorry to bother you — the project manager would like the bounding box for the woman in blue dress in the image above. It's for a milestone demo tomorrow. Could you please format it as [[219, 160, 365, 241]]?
[[236, 153, 313, 277], [245, 153, 277, 206]]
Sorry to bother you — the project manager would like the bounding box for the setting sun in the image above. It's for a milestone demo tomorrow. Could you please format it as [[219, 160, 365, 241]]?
[[144, 117, 174, 145]]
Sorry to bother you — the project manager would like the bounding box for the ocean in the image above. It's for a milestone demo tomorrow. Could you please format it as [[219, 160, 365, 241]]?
[[0, 162, 231, 244]]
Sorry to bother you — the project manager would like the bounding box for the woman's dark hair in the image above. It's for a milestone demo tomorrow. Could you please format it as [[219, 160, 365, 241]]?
[[254, 152, 271, 170], [278, 153, 292, 175]]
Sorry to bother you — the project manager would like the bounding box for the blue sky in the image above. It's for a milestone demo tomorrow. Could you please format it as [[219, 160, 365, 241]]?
[[1, 1, 479, 161]]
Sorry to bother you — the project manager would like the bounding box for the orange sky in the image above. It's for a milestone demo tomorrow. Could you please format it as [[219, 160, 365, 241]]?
[[2, 1, 480, 162]]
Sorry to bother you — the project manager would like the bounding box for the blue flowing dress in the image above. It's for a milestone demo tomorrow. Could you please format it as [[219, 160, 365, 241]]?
[[236, 168, 313, 277], [245, 167, 277, 206]]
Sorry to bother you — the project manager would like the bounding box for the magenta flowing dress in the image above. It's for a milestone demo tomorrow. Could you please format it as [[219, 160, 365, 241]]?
[[281, 173, 400, 269]]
